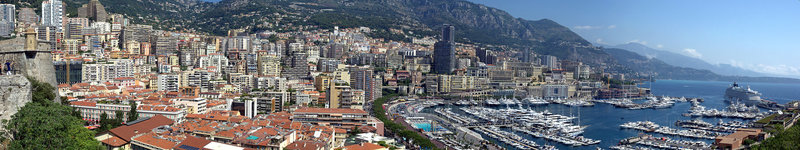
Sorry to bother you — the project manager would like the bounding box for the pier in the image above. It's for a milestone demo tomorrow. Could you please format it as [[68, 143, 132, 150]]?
[[621, 121, 726, 139], [617, 135, 711, 150]]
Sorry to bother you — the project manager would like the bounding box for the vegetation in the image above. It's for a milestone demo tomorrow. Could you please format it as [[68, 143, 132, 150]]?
[[751, 121, 800, 150], [128, 102, 139, 122], [2, 77, 103, 149], [372, 93, 439, 150]]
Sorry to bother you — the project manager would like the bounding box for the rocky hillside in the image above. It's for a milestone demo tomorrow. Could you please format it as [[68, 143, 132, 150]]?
[[0, 75, 32, 126]]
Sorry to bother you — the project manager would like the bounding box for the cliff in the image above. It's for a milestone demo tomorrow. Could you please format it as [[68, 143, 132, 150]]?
[[0, 75, 32, 134]]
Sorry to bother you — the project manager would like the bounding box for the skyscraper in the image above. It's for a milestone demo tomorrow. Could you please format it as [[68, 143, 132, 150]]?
[[0, 4, 15, 37], [78, 0, 108, 22], [41, 0, 65, 32], [433, 24, 456, 74], [349, 66, 376, 102]]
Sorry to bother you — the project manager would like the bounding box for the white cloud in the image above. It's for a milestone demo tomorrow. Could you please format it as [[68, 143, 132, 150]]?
[[595, 38, 608, 45], [656, 44, 664, 49], [728, 60, 800, 77], [574, 25, 617, 30], [573, 25, 601, 30], [682, 48, 702, 58], [628, 39, 648, 45]]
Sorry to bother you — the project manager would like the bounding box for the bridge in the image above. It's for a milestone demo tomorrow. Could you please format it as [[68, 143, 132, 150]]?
[[463, 121, 517, 128]]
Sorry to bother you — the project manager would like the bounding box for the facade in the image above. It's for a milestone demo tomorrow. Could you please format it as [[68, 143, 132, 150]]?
[[349, 66, 377, 102], [54, 60, 83, 84], [78, 0, 109, 22], [433, 24, 455, 74], [41, 0, 65, 32], [292, 108, 370, 131], [157, 74, 181, 92], [0, 4, 14, 37], [543, 84, 569, 99]]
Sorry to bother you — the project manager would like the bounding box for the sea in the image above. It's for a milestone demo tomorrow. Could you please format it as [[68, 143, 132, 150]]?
[[425, 80, 800, 150]]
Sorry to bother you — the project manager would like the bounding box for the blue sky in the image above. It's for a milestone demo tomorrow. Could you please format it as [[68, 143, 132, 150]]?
[[467, 0, 800, 78]]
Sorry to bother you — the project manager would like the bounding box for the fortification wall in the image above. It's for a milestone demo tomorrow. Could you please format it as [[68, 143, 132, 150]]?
[[0, 38, 57, 88]]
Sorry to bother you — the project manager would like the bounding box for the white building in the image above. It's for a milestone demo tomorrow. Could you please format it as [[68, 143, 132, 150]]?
[[157, 74, 181, 92], [41, 0, 65, 32]]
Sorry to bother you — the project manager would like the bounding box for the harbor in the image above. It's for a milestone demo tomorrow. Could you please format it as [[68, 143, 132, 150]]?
[[620, 121, 726, 139], [391, 80, 798, 150], [615, 134, 712, 150]]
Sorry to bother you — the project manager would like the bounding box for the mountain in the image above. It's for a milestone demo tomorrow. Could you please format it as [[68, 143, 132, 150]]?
[[604, 47, 800, 83], [608, 43, 770, 77]]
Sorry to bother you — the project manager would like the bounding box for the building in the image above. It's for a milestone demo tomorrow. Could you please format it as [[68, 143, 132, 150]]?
[[0, 4, 14, 37], [349, 66, 378, 102], [543, 84, 569, 99], [339, 143, 387, 150], [714, 128, 764, 150], [254, 97, 283, 114], [282, 51, 310, 79], [122, 24, 153, 49], [54, 60, 82, 84], [174, 97, 208, 114], [292, 108, 370, 131], [257, 54, 280, 77], [433, 24, 455, 74], [41, 0, 65, 32], [77, 0, 108, 22], [95, 115, 175, 149], [157, 74, 181, 92], [542, 55, 559, 69]]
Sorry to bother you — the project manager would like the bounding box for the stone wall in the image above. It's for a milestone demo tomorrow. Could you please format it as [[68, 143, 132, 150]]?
[[0, 38, 57, 87], [0, 75, 31, 124]]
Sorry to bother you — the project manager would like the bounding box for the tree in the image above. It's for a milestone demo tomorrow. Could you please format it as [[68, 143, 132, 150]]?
[[5, 78, 103, 150], [128, 102, 138, 122], [98, 112, 110, 133], [114, 110, 125, 126], [5, 102, 103, 150], [28, 76, 55, 105]]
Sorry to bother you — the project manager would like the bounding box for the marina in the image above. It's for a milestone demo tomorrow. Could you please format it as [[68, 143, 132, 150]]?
[[620, 121, 726, 139], [407, 80, 799, 150], [616, 134, 711, 150], [684, 102, 769, 119]]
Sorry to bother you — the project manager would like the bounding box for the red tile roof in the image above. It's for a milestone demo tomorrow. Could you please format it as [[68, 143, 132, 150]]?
[[108, 115, 175, 142], [70, 100, 97, 107], [285, 140, 326, 150], [174, 135, 211, 150], [293, 107, 367, 114], [341, 143, 385, 150], [132, 132, 178, 150], [101, 136, 127, 147]]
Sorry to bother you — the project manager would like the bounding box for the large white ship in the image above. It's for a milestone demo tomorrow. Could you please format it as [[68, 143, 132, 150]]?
[[724, 82, 762, 106], [724, 82, 783, 109]]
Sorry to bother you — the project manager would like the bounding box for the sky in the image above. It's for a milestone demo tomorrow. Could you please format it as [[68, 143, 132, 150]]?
[[467, 0, 800, 78]]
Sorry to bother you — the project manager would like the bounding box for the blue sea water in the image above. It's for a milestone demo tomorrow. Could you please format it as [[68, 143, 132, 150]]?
[[432, 80, 800, 149]]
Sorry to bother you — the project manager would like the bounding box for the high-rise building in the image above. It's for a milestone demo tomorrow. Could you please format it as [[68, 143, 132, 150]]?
[[433, 24, 456, 74], [0, 4, 14, 37], [78, 0, 108, 22], [349, 66, 377, 102], [542, 55, 559, 69], [41, 0, 65, 32]]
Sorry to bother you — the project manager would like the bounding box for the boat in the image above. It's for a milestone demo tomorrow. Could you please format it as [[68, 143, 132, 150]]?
[[724, 82, 763, 106]]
